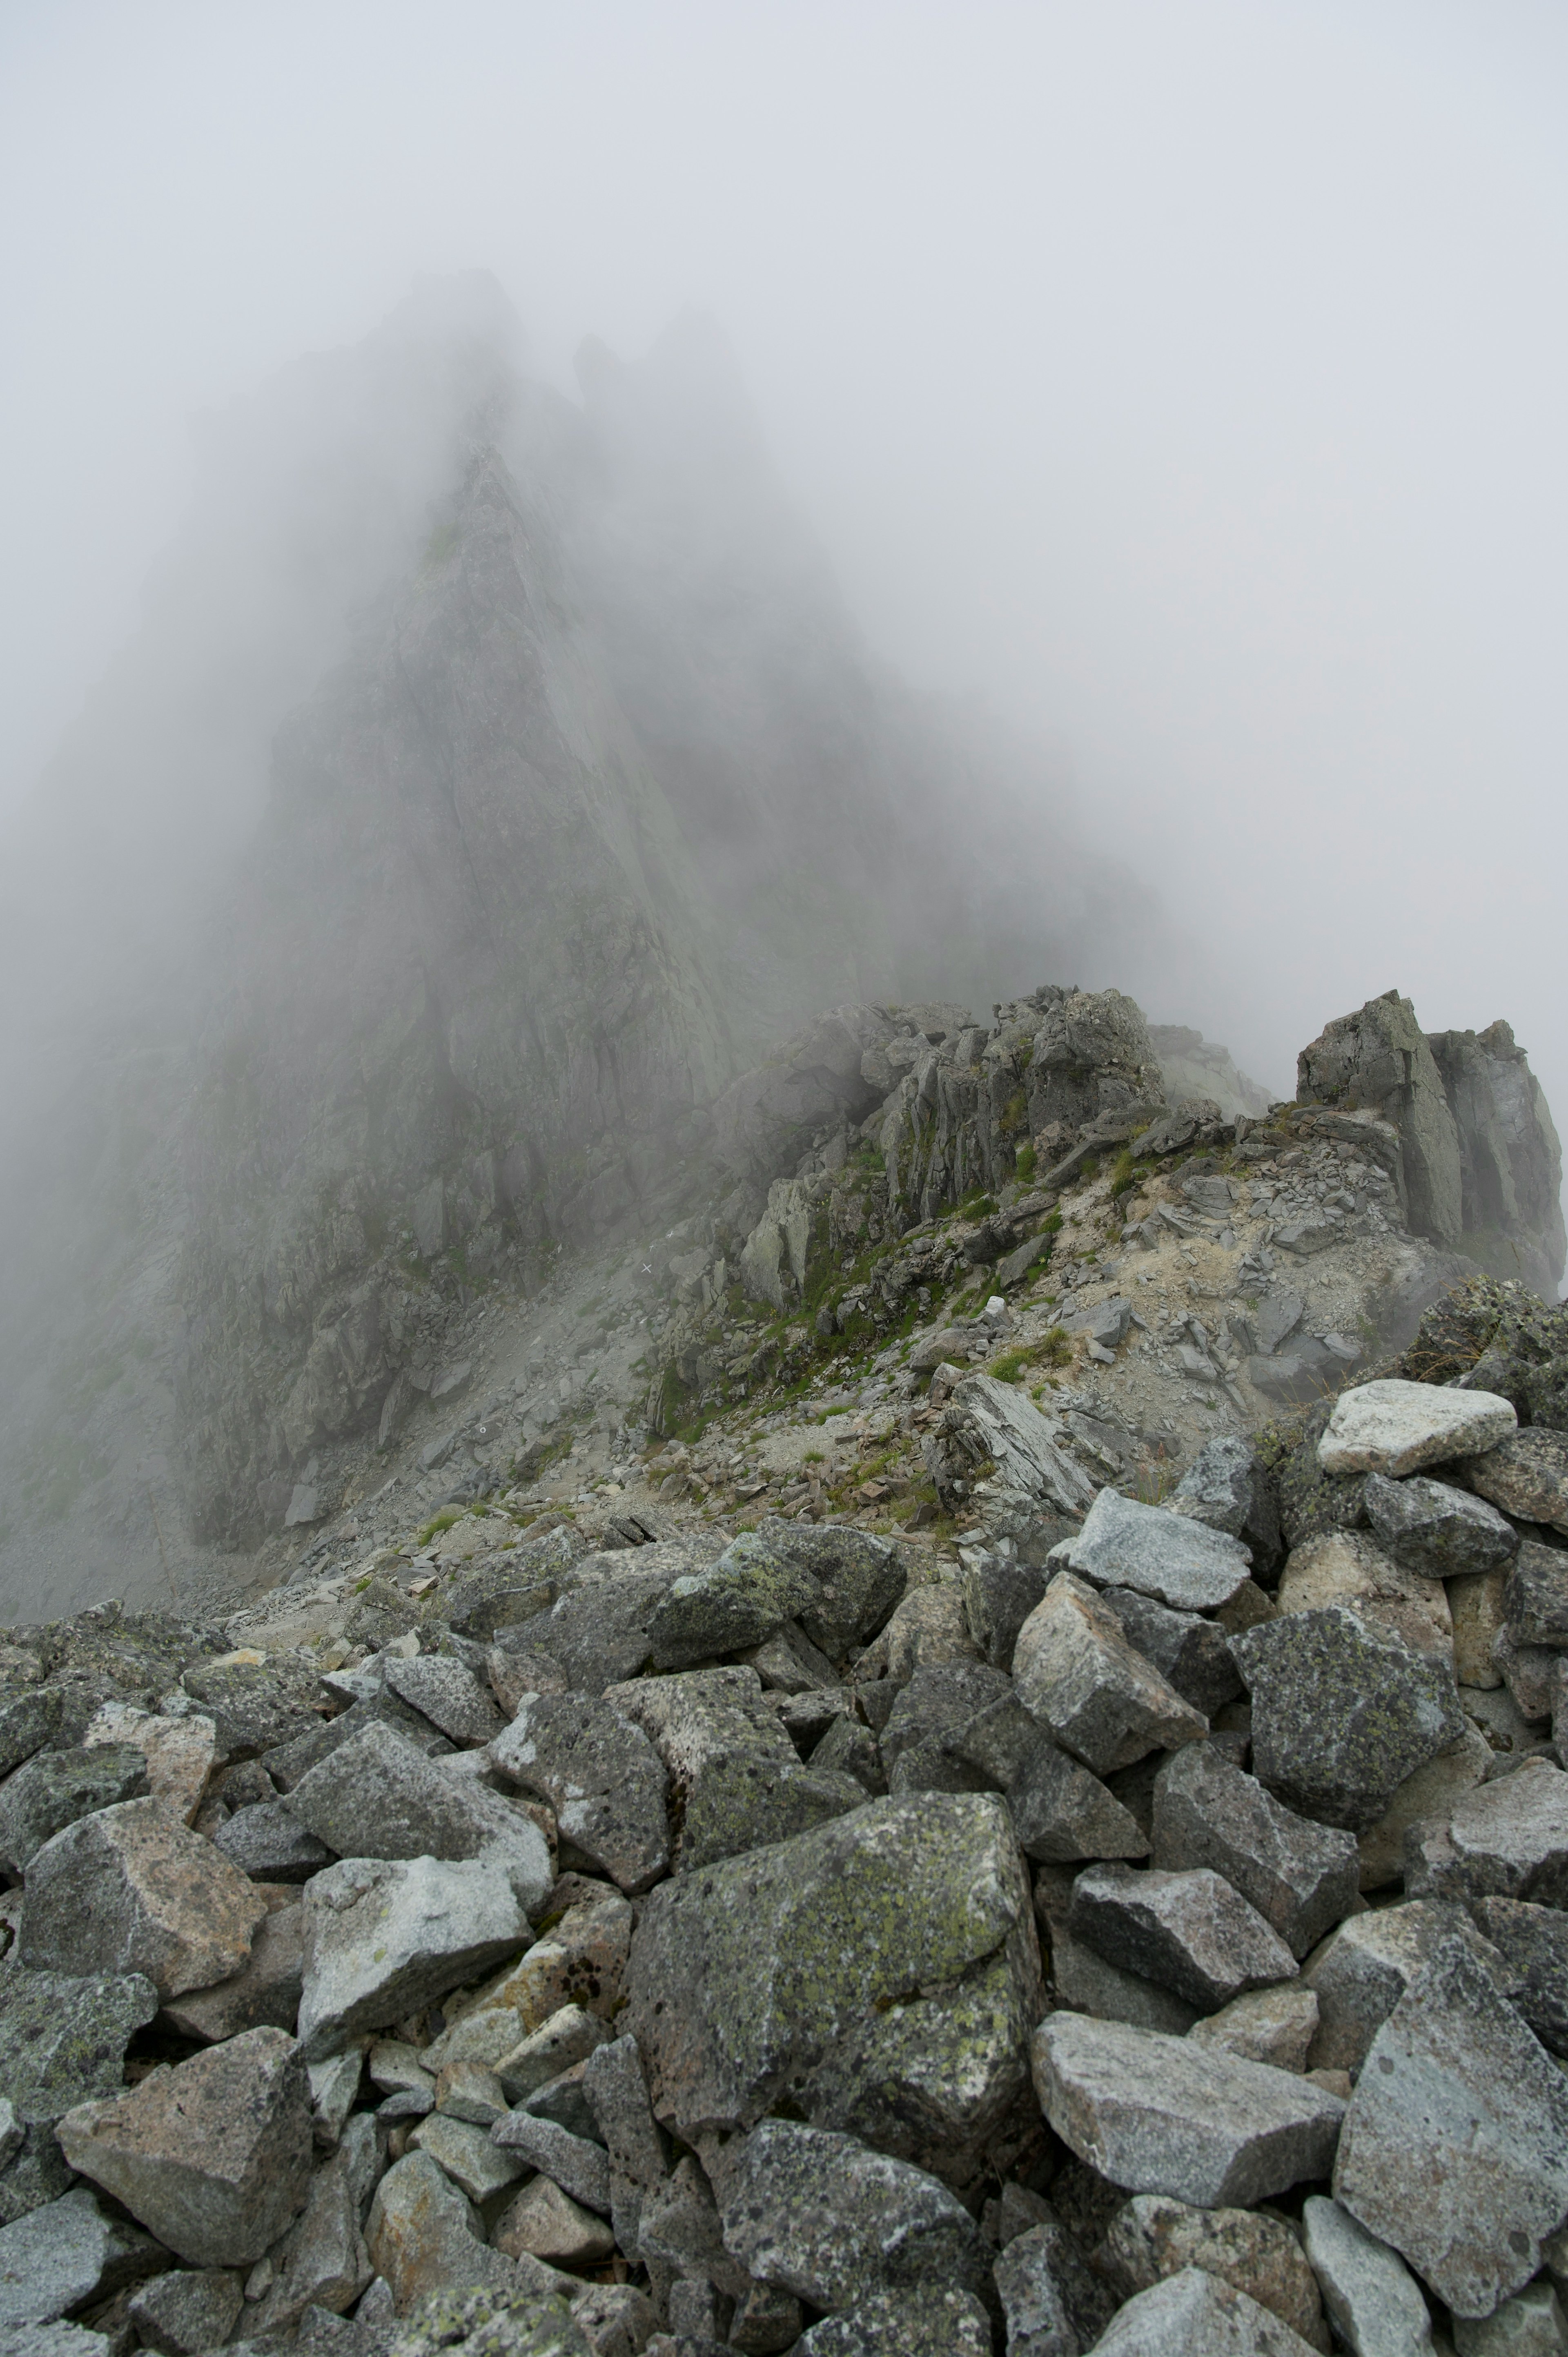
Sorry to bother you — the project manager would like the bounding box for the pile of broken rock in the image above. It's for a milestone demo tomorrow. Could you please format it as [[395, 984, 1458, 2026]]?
[[4, 1371, 1568, 2357]]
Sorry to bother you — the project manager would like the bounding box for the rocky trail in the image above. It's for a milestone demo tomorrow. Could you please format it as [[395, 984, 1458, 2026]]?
[[3, 973, 1568, 2357]]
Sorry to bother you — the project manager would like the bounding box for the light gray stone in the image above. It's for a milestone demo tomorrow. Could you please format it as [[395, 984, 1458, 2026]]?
[[286, 1724, 550, 1908], [489, 2113, 610, 2214], [1355, 1724, 1491, 1892], [362, 2153, 514, 2313], [411, 2113, 528, 2204], [1333, 1935, 1568, 2317], [1231, 1606, 1465, 1831], [1013, 1574, 1208, 1776], [1453, 2283, 1568, 2356], [1461, 1426, 1568, 1535], [1471, 1895, 1568, 2054], [1035, 1873, 1198, 2035], [1302, 1899, 1513, 2078], [1099, 2194, 1328, 2349], [0, 1745, 149, 1873], [1364, 1473, 1519, 1580], [1049, 1488, 1253, 1610], [715, 2120, 989, 2310], [127, 2267, 246, 2355], [0, 2328, 111, 2357], [1434, 1757, 1568, 1904], [296, 1854, 530, 2060], [56, 2027, 312, 2268], [1069, 1862, 1299, 2010], [1031, 2012, 1345, 2206], [493, 2178, 614, 2268], [420, 1890, 632, 2070], [939, 1373, 1098, 1526], [1504, 1541, 1568, 1650], [0, 1969, 159, 2123], [757, 1523, 908, 1660], [1088, 2267, 1324, 2355], [1299, 2196, 1434, 2357], [1188, 1985, 1320, 2073], [489, 1694, 669, 1894], [644, 1533, 821, 1670], [1318, 1381, 1516, 1479], [497, 2007, 613, 2103], [1151, 1744, 1360, 1957], [1099, 1587, 1243, 1717], [18, 1797, 267, 1998], [384, 1653, 505, 1748], [0, 2188, 163, 2328]]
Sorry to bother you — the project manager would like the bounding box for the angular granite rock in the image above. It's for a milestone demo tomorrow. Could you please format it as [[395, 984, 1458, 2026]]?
[[1069, 1862, 1298, 2010], [1333, 1936, 1568, 2317], [1151, 1743, 1360, 1957], [1276, 1531, 1452, 1659], [1231, 1607, 1465, 1831], [489, 2112, 610, 2214], [1049, 1487, 1252, 1611], [1354, 1722, 1491, 1892], [285, 1724, 550, 1907], [363, 2154, 516, 2314], [1363, 1473, 1518, 1580], [296, 1854, 530, 2060], [0, 1968, 160, 2123], [57, 2026, 311, 2268], [0, 2188, 164, 2328], [1013, 1574, 1208, 1776], [0, 1686, 61, 1779], [0, 1744, 149, 1872], [1461, 1426, 1568, 1534], [1031, 2013, 1344, 2206], [421, 1891, 632, 2069], [214, 1798, 336, 1883], [1010, 1732, 1150, 1865], [1503, 1541, 1568, 1650], [383, 1653, 505, 1748], [19, 1797, 266, 1997], [716, 2121, 988, 2311], [1099, 2194, 1327, 2349], [1470, 1896, 1568, 2054], [161, 1902, 304, 2042], [127, 2266, 247, 2355], [1433, 1757, 1568, 1904], [992, 2214, 1117, 2357], [1099, 1587, 1244, 1717], [793, 2284, 991, 2357], [81, 1703, 218, 1827], [1302, 1899, 1514, 2079], [762, 1523, 907, 1660], [1299, 2196, 1435, 2357], [645, 1534, 822, 1671], [490, 1693, 669, 1893], [1187, 1985, 1321, 2074], [1317, 1382, 1516, 1479], [1089, 2266, 1325, 2355]]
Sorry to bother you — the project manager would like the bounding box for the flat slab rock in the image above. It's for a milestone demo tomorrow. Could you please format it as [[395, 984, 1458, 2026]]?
[[296, 1853, 532, 2061], [1300, 2195, 1435, 2357], [1049, 1486, 1253, 1611], [1069, 1862, 1298, 2011], [1032, 2011, 1345, 2208], [1317, 1380, 1516, 1479], [1333, 1933, 1568, 2319], [1151, 1742, 1360, 1959]]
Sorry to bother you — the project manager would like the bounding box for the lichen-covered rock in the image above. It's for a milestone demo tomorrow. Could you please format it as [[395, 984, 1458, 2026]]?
[[490, 1694, 669, 1893], [384, 1653, 506, 1748], [1276, 1531, 1452, 1659], [1363, 1473, 1518, 1579], [383, 2280, 590, 2352], [296, 1854, 531, 2060], [0, 1744, 149, 1871], [1301, 1899, 1512, 2079], [1151, 1744, 1359, 1957], [1231, 1606, 1465, 1831], [792, 2282, 992, 2356], [644, 1534, 822, 1670], [752, 1523, 907, 1659], [1013, 1574, 1208, 1776], [1461, 1427, 1568, 1534], [1050, 1487, 1253, 1611], [56, 2026, 311, 2268], [0, 1968, 160, 2124], [1317, 1381, 1516, 1480], [19, 1796, 267, 1996]]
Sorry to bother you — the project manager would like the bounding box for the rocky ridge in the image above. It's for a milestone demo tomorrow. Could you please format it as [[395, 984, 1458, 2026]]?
[[2, 1047, 1568, 2355]]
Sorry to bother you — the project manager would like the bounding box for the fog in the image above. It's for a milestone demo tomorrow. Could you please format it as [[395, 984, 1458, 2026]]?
[[3, 0, 1566, 1140]]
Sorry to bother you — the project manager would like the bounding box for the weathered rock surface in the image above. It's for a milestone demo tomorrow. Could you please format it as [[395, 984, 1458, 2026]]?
[[127, 2265, 247, 2355], [214, 1797, 336, 1882], [56, 2027, 311, 2267], [1461, 1425, 1568, 1533], [1051, 1487, 1253, 1610], [384, 1653, 506, 1748], [1470, 1895, 1568, 2053], [1032, 2012, 1344, 2206], [792, 2283, 991, 2356], [19, 1796, 267, 1996], [1363, 1472, 1518, 1579], [935, 1373, 1098, 1528], [992, 2213, 1117, 2356], [0, 1967, 160, 2123], [1009, 1731, 1149, 1864], [363, 2152, 515, 2312], [1317, 1380, 1516, 1479], [1151, 1743, 1360, 1957], [296, 1853, 531, 2059], [1187, 1985, 1321, 2074], [286, 1723, 551, 1905], [1503, 1539, 1568, 1650], [1069, 1862, 1298, 2010], [1299, 2195, 1434, 2357], [1013, 1574, 1208, 1775], [1088, 2264, 1325, 2355], [490, 1694, 669, 1892], [1301, 1898, 1510, 2078], [1098, 1586, 1243, 1717], [0, 2187, 164, 2328], [1276, 1530, 1452, 1658], [1098, 2193, 1327, 2349], [0, 1744, 149, 1871]]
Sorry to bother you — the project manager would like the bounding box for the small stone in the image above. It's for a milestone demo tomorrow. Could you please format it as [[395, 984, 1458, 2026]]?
[[1070, 1863, 1299, 2010], [1302, 1898, 1512, 2078], [363, 2155, 516, 2313], [1363, 1474, 1519, 1580], [410, 2112, 527, 2203], [0, 2124, 75, 2231], [1451, 1573, 1509, 1687], [488, 2112, 610, 2214], [1088, 2266, 1325, 2354], [0, 1745, 149, 1872], [370, 2041, 436, 2096], [127, 2267, 246, 2355], [161, 1902, 305, 2042], [1503, 1540, 1568, 1650], [1013, 1574, 1209, 1777], [1453, 2282, 1568, 2356], [571, 2283, 664, 2357], [1231, 1607, 1466, 1832], [993, 2214, 1117, 2355], [1151, 1744, 1360, 1957], [1299, 2196, 1434, 2357], [716, 2119, 989, 2311], [214, 1798, 336, 1882], [489, 1694, 669, 1894], [1493, 1622, 1558, 1720], [56, 2026, 312, 2267], [792, 2283, 992, 2356], [961, 1550, 1050, 1670], [1188, 1985, 1320, 2073], [1100, 2194, 1328, 2350], [296, 1854, 530, 2061], [1355, 1724, 1492, 1892], [1461, 1426, 1568, 1534], [1276, 1531, 1452, 1659], [0, 2108, 17, 2175], [81, 1705, 219, 1827], [19, 1797, 266, 1998], [1333, 1935, 1568, 2317], [435, 2061, 507, 2126], [497, 2006, 613, 2103], [0, 1968, 159, 2124], [1048, 1488, 1253, 1611], [1035, 1872, 1198, 2035], [383, 1653, 505, 1747], [1470, 1896, 1568, 2054], [309, 2049, 363, 2147], [0, 2188, 164, 2328], [494, 2178, 615, 2266], [1032, 2012, 1345, 2206], [286, 1723, 551, 1907], [1317, 1381, 1517, 1479]]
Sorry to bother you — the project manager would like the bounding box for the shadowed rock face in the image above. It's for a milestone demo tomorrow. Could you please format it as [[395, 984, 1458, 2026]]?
[[1297, 992, 1463, 1250]]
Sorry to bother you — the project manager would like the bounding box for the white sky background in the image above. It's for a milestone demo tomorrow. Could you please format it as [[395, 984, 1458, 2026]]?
[[2, 0, 1566, 1158]]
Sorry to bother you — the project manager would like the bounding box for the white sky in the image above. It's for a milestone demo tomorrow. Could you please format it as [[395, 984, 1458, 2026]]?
[[2, 0, 1566, 1136]]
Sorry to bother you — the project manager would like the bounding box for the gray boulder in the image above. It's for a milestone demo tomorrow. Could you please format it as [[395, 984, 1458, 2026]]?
[[716, 2120, 989, 2311], [383, 1653, 505, 1747], [1169, 1434, 1283, 1575], [1100, 1587, 1243, 1717], [214, 1799, 336, 1882], [1333, 1936, 1568, 2318], [0, 1968, 159, 2124], [1049, 1487, 1253, 1611], [759, 1523, 907, 1659], [287, 1722, 550, 1907], [1069, 1862, 1299, 2010], [1032, 2012, 1345, 2206], [1503, 1540, 1568, 1650], [1231, 1606, 1465, 1831], [792, 2283, 991, 2356], [0, 1686, 61, 1779], [1151, 1744, 1360, 1958], [1098, 2194, 1328, 2349], [1299, 2195, 1435, 2357], [645, 1533, 822, 1670], [1416, 1757, 1568, 1905], [1363, 1473, 1518, 1579], [180, 1656, 325, 1758], [1088, 2267, 1324, 2355], [1013, 1574, 1208, 1775], [514, 1568, 681, 1695], [162, 1902, 305, 2042], [960, 1549, 1050, 1670], [1461, 1426, 1568, 1535], [1301, 1899, 1514, 2079], [490, 1692, 669, 1893], [56, 2026, 312, 2268], [296, 1854, 531, 2060], [127, 2267, 247, 2355], [993, 2214, 1117, 2356], [363, 2155, 517, 2313], [1010, 1732, 1150, 1865], [1316, 1380, 1515, 1480], [1470, 1896, 1568, 2054], [19, 1796, 267, 1997], [0, 1744, 149, 1872], [0, 2188, 164, 2328]]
